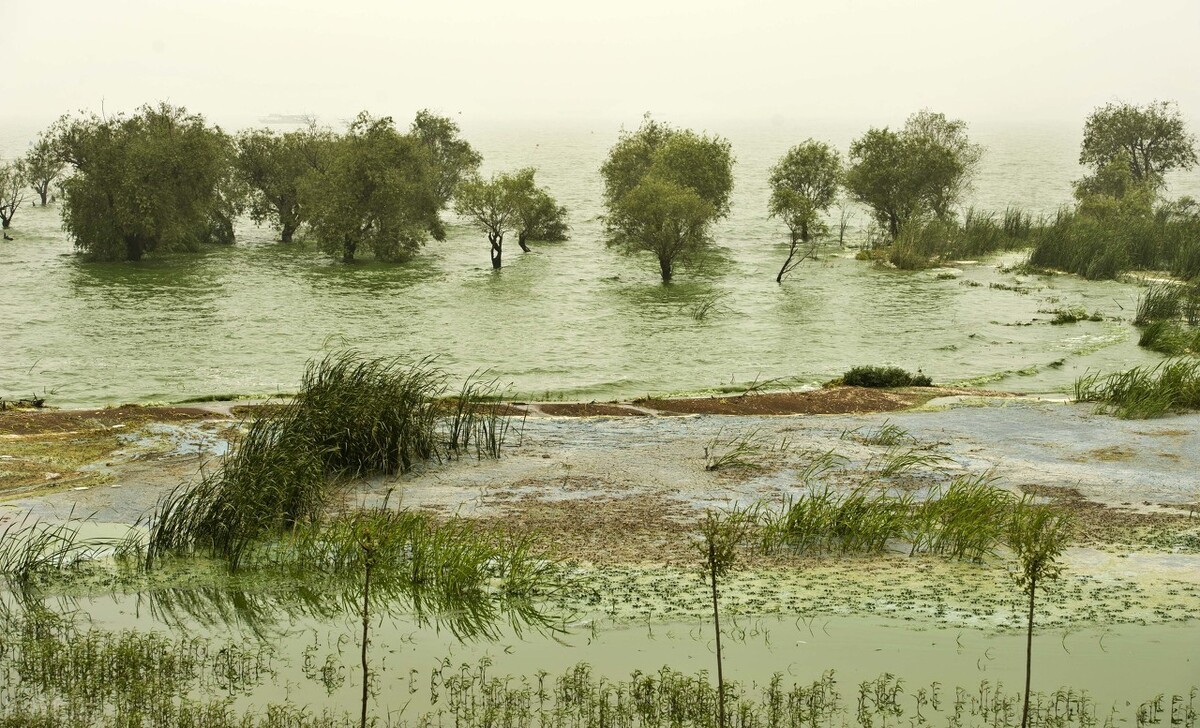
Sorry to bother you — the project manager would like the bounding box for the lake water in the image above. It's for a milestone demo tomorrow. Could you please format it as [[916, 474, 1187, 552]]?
[[2, 118, 1199, 408]]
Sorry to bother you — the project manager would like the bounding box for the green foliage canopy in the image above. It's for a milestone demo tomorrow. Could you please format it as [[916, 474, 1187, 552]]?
[[0, 161, 24, 230], [234, 124, 330, 243], [768, 140, 842, 243], [1080, 101, 1197, 188], [454, 168, 566, 267], [411, 109, 482, 240], [302, 113, 440, 264], [601, 116, 734, 282], [844, 111, 981, 239], [22, 135, 65, 207], [53, 103, 235, 261]]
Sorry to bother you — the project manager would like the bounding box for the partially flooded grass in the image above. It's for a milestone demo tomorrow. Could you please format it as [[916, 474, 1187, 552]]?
[[1074, 360, 1200, 418], [758, 475, 1020, 561], [146, 352, 523, 570]]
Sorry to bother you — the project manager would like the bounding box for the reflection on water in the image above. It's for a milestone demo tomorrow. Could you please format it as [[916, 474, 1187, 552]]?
[[3, 123, 1198, 407]]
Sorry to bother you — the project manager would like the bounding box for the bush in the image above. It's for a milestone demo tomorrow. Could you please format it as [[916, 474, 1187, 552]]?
[[840, 366, 933, 388]]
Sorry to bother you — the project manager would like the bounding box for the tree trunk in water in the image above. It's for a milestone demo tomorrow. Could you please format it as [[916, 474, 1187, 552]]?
[[490, 233, 503, 269], [125, 237, 144, 262], [659, 257, 673, 283], [518, 231, 531, 253], [1021, 574, 1036, 728], [38, 187, 49, 206], [360, 558, 372, 728], [281, 222, 297, 244], [776, 250, 794, 284], [343, 238, 356, 264], [710, 545, 725, 728], [0, 217, 10, 230]]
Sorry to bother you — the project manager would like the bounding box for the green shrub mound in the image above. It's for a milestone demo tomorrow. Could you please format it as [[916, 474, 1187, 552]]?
[[840, 366, 933, 388]]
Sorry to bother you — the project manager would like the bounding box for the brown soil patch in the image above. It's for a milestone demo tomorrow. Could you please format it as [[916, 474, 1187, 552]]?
[[537, 403, 649, 417], [1076, 446, 1137, 462], [634, 386, 943, 416], [1020, 484, 1198, 551], [470, 493, 695, 564], [0, 405, 214, 437]]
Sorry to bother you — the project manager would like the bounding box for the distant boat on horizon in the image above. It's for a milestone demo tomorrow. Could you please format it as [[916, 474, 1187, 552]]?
[[257, 113, 313, 125]]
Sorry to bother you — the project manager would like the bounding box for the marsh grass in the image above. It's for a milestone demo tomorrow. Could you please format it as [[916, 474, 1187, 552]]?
[[0, 606, 274, 727], [1074, 360, 1200, 418], [1027, 202, 1200, 281], [759, 476, 1019, 561], [1136, 283, 1186, 325], [864, 445, 951, 480], [0, 511, 118, 586], [841, 420, 912, 447], [146, 353, 523, 569], [704, 429, 773, 471], [885, 208, 1036, 270]]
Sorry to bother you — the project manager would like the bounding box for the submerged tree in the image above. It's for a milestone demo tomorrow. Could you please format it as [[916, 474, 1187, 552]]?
[[1007, 500, 1071, 728], [234, 123, 331, 243], [411, 110, 482, 240], [1080, 101, 1197, 190], [455, 173, 520, 269], [53, 103, 234, 261], [768, 140, 842, 283], [22, 135, 65, 206], [0, 162, 25, 230], [844, 110, 981, 239], [302, 112, 440, 263], [456, 168, 567, 268], [601, 115, 734, 282], [511, 169, 569, 252]]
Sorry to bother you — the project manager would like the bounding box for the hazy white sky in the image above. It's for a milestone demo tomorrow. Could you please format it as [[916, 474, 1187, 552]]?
[[6, 0, 1199, 128]]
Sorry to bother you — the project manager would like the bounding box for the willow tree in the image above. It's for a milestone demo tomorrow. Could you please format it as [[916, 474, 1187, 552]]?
[[234, 124, 331, 243], [768, 140, 841, 283], [0, 162, 25, 230], [511, 169, 569, 252], [1080, 101, 1197, 190], [844, 110, 982, 239], [302, 113, 440, 263], [456, 168, 568, 268], [411, 110, 482, 240], [601, 116, 734, 282], [53, 103, 234, 261], [22, 135, 65, 206]]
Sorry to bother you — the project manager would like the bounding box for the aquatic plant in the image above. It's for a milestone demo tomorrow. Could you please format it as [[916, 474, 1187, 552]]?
[[0, 511, 117, 587]]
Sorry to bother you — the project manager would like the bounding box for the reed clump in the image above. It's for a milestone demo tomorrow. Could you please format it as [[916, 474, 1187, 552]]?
[[147, 352, 520, 569], [1074, 359, 1200, 418], [758, 475, 1021, 561], [885, 207, 1037, 270], [1027, 199, 1200, 281]]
